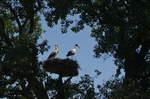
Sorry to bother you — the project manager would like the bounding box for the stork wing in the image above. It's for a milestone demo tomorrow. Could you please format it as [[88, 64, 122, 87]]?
[[48, 52, 56, 59], [66, 50, 74, 56]]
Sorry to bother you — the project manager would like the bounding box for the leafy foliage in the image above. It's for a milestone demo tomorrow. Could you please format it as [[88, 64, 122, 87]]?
[[0, 0, 48, 98], [0, 0, 150, 99], [45, 0, 150, 88], [44, 0, 150, 98], [0, 1, 99, 98]]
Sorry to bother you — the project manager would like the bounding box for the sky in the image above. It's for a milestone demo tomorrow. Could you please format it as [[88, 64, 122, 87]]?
[[38, 16, 117, 86]]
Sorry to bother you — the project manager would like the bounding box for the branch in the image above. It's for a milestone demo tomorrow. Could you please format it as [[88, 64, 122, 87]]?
[[22, 18, 29, 30], [29, 16, 34, 34], [63, 76, 72, 85]]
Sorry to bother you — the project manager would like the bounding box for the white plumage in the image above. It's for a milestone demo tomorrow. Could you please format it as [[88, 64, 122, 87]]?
[[47, 45, 60, 59], [66, 44, 79, 57]]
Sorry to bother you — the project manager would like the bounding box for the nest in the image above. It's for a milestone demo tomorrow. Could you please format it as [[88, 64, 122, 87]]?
[[43, 58, 79, 77]]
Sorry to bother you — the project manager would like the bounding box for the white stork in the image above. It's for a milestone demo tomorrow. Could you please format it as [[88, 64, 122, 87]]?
[[66, 44, 80, 57], [47, 44, 60, 60]]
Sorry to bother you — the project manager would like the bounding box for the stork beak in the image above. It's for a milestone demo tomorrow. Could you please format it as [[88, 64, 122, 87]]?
[[53, 44, 59, 49]]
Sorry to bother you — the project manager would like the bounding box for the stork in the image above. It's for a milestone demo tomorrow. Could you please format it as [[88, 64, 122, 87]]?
[[47, 44, 60, 60], [66, 44, 80, 58]]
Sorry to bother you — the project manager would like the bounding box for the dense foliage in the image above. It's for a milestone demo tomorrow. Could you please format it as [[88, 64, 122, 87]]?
[[45, 0, 150, 98], [0, 0, 150, 99]]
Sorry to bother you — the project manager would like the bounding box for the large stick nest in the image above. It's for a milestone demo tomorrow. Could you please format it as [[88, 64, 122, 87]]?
[[43, 58, 79, 77]]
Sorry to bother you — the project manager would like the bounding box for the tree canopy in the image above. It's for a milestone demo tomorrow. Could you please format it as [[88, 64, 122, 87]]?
[[0, 0, 150, 99]]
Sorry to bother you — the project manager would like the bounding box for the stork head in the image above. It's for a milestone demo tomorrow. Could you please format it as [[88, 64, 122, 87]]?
[[54, 44, 58, 47], [75, 44, 80, 48], [54, 44, 59, 49]]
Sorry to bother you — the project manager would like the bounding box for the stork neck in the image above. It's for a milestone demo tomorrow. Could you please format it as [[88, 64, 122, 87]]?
[[56, 47, 59, 50], [54, 47, 59, 54], [54, 46, 59, 51], [73, 47, 77, 51], [74, 46, 78, 49]]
